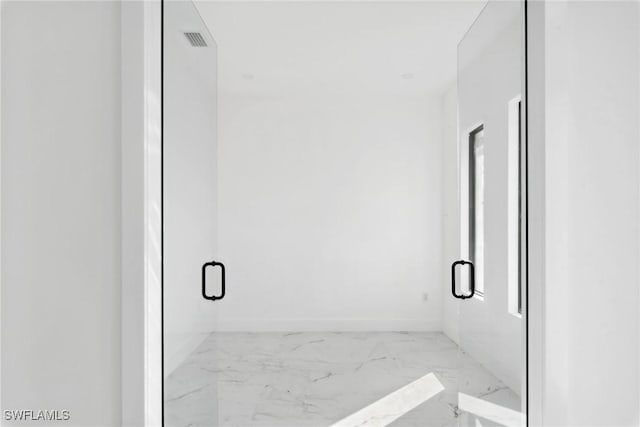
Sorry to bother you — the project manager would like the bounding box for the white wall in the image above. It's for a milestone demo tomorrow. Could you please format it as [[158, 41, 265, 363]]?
[[564, 5, 640, 422], [217, 92, 443, 332], [120, 1, 163, 425], [1, 1, 122, 425], [532, 1, 640, 425], [121, 2, 146, 425]]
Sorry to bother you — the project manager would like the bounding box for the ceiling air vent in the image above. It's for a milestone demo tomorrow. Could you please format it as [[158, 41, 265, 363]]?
[[184, 32, 207, 47]]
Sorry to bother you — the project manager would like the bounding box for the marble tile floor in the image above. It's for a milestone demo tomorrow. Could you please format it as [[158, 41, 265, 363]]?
[[165, 332, 520, 427]]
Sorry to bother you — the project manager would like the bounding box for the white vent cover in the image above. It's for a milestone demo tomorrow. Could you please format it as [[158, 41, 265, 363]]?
[[184, 32, 207, 47]]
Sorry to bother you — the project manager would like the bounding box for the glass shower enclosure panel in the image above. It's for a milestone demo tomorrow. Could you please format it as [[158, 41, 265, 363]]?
[[456, 1, 527, 426], [163, 1, 220, 425]]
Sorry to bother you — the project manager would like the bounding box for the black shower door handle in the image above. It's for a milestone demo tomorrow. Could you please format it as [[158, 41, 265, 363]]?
[[202, 260, 225, 301], [451, 260, 475, 300]]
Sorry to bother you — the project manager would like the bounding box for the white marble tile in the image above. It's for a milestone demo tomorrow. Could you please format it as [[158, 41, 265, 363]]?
[[330, 372, 445, 427], [165, 332, 521, 427], [458, 393, 523, 427]]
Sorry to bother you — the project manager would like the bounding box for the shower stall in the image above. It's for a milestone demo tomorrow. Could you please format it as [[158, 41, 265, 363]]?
[[162, 1, 527, 426]]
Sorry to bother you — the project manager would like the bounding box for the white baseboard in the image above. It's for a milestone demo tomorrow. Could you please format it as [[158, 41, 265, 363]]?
[[215, 318, 442, 332]]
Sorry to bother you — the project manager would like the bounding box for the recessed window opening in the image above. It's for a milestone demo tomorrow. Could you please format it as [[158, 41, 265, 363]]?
[[507, 96, 523, 317], [468, 124, 485, 298]]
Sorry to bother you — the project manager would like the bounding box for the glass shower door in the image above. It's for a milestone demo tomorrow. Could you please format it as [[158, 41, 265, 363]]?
[[455, 1, 527, 426], [163, 1, 220, 425]]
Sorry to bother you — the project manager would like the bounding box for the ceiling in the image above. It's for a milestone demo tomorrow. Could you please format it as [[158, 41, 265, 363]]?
[[194, 1, 486, 97]]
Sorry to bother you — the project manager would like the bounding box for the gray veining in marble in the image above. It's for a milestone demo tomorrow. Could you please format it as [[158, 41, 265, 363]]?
[[165, 332, 520, 427]]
